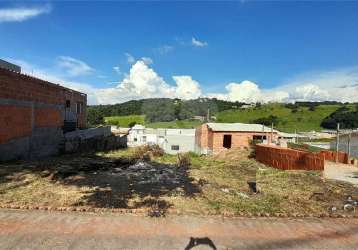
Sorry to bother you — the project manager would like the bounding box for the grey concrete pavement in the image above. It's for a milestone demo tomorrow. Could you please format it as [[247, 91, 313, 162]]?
[[0, 209, 358, 249], [324, 161, 358, 185]]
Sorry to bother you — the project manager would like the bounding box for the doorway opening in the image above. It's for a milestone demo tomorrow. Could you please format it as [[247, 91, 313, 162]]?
[[223, 135, 232, 149]]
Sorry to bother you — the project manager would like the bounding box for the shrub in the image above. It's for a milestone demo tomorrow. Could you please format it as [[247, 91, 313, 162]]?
[[177, 153, 191, 167], [133, 145, 165, 160], [252, 115, 279, 126]]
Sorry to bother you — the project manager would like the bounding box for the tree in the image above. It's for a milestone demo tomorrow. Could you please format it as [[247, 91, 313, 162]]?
[[321, 106, 358, 129], [252, 115, 279, 126], [87, 108, 104, 126]]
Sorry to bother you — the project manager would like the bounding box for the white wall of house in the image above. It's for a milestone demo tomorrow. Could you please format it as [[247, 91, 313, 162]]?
[[162, 129, 196, 154], [127, 125, 195, 154]]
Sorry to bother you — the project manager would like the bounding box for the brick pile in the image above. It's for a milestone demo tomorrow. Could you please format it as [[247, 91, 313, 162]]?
[[319, 150, 349, 164], [256, 144, 324, 171]]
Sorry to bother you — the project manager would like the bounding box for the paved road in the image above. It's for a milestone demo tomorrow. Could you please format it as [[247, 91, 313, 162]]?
[[0, 209, 357, 250], [324, 161, 358, 185]]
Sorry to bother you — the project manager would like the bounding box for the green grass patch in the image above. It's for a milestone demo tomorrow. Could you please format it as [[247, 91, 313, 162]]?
[[146, 119, 203, 129], [104, 115, 145, 127], [216, 103, 343, 132]]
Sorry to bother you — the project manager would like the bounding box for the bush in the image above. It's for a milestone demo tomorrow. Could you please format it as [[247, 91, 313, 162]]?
[[133, 145, 165, 160], [177, 153, 191, 167], [252, 115, 279, 126]]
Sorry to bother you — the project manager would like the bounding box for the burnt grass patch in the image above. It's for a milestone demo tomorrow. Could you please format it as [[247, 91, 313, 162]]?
[[0, 152, 200, 216], [0, 148, 357, 217]]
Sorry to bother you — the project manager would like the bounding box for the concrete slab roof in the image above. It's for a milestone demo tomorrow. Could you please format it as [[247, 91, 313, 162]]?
[[206, 123, 277, 133]]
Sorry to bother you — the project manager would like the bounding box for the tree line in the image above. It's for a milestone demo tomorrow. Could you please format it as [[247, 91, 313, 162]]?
[[87, 98, 245, 126]]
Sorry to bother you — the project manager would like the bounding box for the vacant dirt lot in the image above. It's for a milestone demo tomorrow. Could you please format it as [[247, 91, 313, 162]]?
[[0, 147, 357, 217]]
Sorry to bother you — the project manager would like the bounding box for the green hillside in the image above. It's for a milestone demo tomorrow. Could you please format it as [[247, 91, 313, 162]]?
[[216, 103, 343, 132], [104, 115, 202, 129], [95, 100, 356, 132], [146, 120, 202, 129], [104, 115, 145, 127]]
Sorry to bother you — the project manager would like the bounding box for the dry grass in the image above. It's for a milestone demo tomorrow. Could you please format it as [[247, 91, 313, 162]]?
[[0, 148, 357, 216]]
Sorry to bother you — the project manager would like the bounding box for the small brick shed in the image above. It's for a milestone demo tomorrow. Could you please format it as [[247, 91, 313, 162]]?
[[195, 123, 278, 155], [0, 65, 87, 161]]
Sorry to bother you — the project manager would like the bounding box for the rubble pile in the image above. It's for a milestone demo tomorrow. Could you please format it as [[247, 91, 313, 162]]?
[[49, 157, 187, 187], [111, 161, 186, 186]]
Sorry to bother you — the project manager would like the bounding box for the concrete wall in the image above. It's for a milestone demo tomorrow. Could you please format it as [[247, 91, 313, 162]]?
[[0, 67, 87, 161], [330, 133, 358, 158], [162, 134, 195, 154], [0, 127, 63, 161], [64, 127, 126, 154], [65, 126, 111, 140]]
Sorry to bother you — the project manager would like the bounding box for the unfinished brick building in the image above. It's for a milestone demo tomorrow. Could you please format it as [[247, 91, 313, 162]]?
[[0, 61, 87, 161], [195, 123, 278, 155]]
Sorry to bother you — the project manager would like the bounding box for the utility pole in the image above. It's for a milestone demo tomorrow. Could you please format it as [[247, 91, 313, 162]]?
[[336, 123, 340, 163], [294, 128, 297, 144], [347, 132, 351, 162], [206, 108, 210, 122], [271, 122, 274, 144]]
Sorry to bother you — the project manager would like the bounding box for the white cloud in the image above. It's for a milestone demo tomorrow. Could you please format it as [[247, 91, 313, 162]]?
[[208, 80, 289, 103], [7, 58, 99, 104], [95, 61, 204, 104], [113, 66, 121, 75], [279, 67, 358, 103], [141, 57, 153, 65], [57, 56, 94, 77], [6, 57, 358, 105], [155, 45, 174, 55], [292, 84, 330, 102], [0, 5, 51, 23], [207, 67, 358, 104], [226, 81, 262, 103], [192, 37, 208, 47], [173, 76, 202, 100], [125, 53, 135, 64]]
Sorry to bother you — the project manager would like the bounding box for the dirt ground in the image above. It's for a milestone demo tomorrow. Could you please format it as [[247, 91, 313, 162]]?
[[324, 161, 358, 185], [0, 147, 357, 217]]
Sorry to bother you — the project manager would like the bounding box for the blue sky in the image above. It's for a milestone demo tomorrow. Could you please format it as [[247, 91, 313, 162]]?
[[1, 1, 358, 104]]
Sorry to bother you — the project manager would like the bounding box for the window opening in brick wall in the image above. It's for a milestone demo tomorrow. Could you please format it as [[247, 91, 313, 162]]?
[[223, 134, 232, 149]]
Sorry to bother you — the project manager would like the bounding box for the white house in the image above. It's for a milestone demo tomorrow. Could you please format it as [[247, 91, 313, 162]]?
[[127, 125, 195, 154]]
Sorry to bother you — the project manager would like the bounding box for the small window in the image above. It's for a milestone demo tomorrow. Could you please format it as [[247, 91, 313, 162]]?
[[253, 135, 266, 142], [142, 136, 147, 143], [66, 100, 71, 108], [76, 102, 82, 114], [171, 145, 179, 151], [223, 135, 232, 149]]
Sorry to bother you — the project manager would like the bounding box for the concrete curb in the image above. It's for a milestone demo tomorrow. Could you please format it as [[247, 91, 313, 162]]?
[[0, 205, 356, 218]]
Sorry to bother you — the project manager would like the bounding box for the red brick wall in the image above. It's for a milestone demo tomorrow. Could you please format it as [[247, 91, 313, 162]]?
[[0, 105, 32, 144], [256, 144, 324, 171], [0, 68, 87, 144], [211, 132, 275, 154], [195, 124, 209, 151], [195, 123, 277, 154], [0, 69, 64, 105], [35, 108, 63, 128]]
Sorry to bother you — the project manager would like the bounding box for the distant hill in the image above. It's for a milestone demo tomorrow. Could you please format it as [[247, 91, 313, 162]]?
[[217, 102, 357, 132], [88, 98, 357, 132], [88, 98, 244, 126]]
